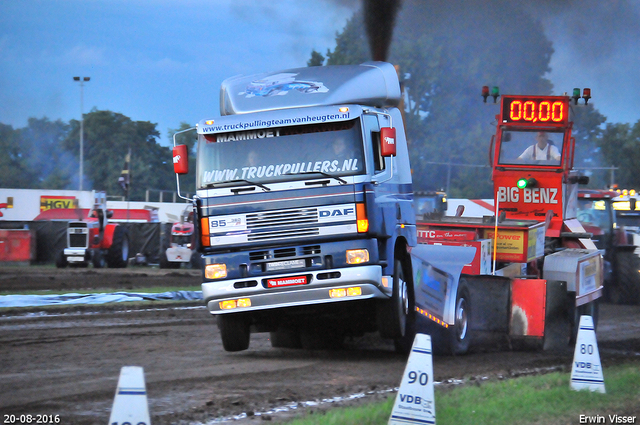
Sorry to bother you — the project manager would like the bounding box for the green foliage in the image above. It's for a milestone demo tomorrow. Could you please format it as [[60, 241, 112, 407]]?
[[570, 104, 608, 188], [61, 109, 174, 200], [598, 120, 640, 189], [319, 0, 624, 198], [307, 49, 326, 67], [0, 118, 72, 189], [0, 123, 33, 188], [0, 110, 182, 201]]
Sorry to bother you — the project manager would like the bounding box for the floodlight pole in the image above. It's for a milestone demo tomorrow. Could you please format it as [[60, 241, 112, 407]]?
[[73, 76, 90, 191]]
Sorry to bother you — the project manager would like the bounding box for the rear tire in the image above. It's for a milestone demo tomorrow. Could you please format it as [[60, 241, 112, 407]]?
[[218, 315, 251, 352], [299, 327, 344, 350], [609, 251, 640, 305], [107, 226, 129, 268], [432, 279, 472, 355]]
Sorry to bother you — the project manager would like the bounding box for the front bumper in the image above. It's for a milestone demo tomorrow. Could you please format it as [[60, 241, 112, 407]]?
[[166, 246, 193, 263], [63, 248, 88, 263], [203, 265, 386, 314]]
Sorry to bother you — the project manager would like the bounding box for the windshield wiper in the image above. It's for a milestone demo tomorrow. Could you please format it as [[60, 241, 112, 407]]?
[[285, 171, 347, 185], [203, 179, 271, 192]]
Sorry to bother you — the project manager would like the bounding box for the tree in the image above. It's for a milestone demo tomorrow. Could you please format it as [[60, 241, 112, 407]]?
[[0, 123, 35, 188], [598, 120, 640, 189], [569, 104, 608, 188], [307, 50, 325, 67], [316, 0, 558, 197], [20, 117, 73, 189], [62, 110, 174, 200]]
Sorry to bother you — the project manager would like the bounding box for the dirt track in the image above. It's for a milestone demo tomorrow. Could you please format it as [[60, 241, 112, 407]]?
[[1, 267, 639, 424]]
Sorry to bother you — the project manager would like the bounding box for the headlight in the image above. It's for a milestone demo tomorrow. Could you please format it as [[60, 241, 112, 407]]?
[[346, 249, 369, 264], [205, 263, 227, 279]]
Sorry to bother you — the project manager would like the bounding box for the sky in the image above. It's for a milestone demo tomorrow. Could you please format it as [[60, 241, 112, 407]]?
[[1, 0, 639, 146]]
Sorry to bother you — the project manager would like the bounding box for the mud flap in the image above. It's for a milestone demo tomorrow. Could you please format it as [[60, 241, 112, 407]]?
[[466, 275, 510, 333], [543, 280, 569, 351]]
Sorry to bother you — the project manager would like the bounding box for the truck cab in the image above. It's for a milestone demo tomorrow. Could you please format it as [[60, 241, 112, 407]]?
[[174, 62, 416, 351]]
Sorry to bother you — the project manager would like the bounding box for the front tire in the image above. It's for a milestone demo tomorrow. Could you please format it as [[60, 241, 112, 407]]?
[[378, 256, 414, 343], [55, 249, 68, 268], [218, 315, 251, 352]]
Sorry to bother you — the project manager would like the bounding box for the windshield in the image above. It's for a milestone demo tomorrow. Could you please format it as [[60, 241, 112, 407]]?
[[196, 119, 365, 188], [498, 130, 564, 166], [577, 199, 611, 230]]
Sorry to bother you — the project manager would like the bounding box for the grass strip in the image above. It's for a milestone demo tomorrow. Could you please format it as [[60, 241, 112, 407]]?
[[283, 362, 640, 425]]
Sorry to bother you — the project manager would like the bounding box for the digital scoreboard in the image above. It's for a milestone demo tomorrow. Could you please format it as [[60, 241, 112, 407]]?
[[501, 96, 569, 126]]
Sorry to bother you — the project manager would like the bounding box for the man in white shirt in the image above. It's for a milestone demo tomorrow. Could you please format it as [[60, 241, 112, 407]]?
[[518, 132, 561, 162]]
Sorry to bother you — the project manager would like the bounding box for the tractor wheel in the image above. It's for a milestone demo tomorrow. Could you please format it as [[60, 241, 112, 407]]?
[[159, 251, 169, 269], [609, 251, 640, 305], [55, 249, 68, 268], [107, 226, 129, 268], [92, 250, 106, 268], [218, 315, 251, 352], [432, 279, 472, 355]]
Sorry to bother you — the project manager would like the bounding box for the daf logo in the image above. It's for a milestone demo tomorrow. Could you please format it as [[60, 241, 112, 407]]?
[[319, 207, 354, 217]]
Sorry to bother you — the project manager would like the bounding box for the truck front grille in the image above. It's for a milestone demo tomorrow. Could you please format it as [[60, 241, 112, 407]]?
[[246, 208, 318, 229], [68, 227, 89, 248], [248, 227, 320, 242]]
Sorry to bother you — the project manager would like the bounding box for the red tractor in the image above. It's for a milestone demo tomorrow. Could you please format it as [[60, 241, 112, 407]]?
[[160, 208, 200, 269], [577, 189, 640, 304], [56, 192, 129, 268]]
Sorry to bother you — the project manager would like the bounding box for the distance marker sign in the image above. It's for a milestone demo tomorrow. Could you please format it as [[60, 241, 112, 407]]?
[[570, 315, 605, 394], [389, 333, 436, 425]]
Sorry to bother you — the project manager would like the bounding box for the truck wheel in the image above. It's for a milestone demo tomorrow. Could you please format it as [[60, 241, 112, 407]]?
[[55, 249, 67, 268], [92, 250, 106, 268], [270, 326, 302, 349], [377, 256, 413, 340], [299, 327, 344, 350], [218, 315, 250, 352], [433, 279, 472, 355], [107, 226, 129, 268], [609, 251, 640, 305]]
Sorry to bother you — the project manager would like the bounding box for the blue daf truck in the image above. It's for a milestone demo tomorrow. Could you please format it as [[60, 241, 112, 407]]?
[[172, 62, 602, 353]]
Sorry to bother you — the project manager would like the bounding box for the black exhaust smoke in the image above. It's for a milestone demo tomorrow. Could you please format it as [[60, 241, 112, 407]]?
[[363, 0, 402, 62]]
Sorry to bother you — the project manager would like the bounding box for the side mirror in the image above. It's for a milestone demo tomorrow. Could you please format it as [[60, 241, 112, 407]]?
[[173, 145, 189, 174], [380, 127, 396, 157]]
